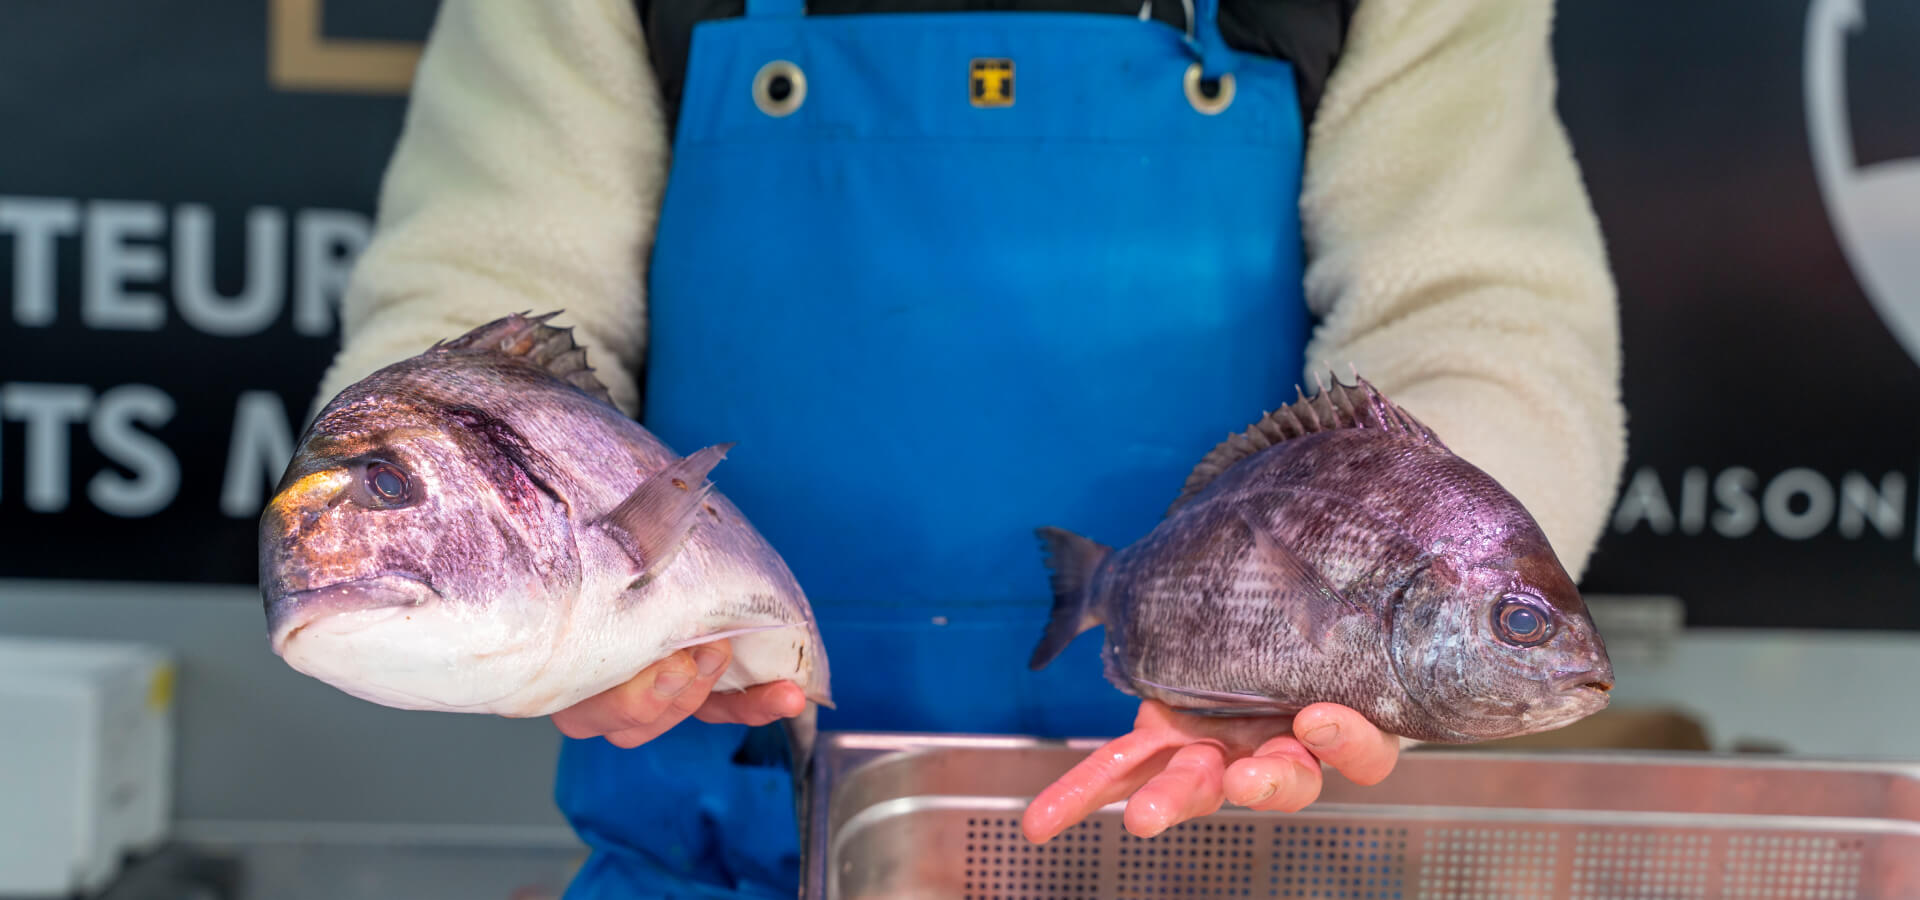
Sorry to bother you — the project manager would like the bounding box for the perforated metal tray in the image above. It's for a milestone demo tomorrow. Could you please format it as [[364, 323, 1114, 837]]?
[[800, 733, 1920, 899]]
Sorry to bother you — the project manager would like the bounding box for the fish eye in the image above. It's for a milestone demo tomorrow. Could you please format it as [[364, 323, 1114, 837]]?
[[360, 461, 412, 507], [1492, 595, 1553, 647]]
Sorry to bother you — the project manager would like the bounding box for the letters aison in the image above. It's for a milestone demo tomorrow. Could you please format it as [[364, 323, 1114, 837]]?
[[1612, 465, 1915, 559]]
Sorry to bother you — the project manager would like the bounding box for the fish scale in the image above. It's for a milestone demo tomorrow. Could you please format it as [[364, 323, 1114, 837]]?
[[1108, 494, 1405, 721], [1030, 375, 1614, 744]]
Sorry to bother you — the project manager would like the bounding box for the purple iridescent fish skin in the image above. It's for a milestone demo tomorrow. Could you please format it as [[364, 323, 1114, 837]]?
[[1029, 376, 1612, 743], [258, 312, 831, 723]]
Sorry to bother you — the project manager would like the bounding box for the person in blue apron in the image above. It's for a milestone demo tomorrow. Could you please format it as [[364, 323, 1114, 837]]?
[[312, 0, 1625, 896]]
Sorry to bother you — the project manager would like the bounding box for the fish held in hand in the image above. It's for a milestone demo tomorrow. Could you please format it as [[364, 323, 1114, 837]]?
[[1029, 375, 1611, 743], [259, 312, 831, 722]]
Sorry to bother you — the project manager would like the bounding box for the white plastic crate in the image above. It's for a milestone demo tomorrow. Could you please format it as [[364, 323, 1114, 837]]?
[[0, 634, 175, 896]]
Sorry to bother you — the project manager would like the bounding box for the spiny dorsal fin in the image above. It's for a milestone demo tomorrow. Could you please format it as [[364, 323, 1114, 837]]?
[[432, 310, 616, 407], [1166, 371, 1446, 516]]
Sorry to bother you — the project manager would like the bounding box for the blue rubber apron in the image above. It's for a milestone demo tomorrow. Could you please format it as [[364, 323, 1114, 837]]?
[[556, 0, 1310, 894]]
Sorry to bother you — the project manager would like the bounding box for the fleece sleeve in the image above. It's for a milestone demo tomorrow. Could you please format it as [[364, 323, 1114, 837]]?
[[310, 0, 667, 421], [1297, 0, 1626, 580]]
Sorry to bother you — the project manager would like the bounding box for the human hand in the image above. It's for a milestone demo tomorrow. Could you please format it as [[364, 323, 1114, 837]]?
[[550, 639, 808, 748], [1021, 700, 1401, 843]]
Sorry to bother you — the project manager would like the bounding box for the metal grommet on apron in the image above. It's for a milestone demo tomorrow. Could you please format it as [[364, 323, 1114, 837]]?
[[1184, 63, 1235, 114], [754, 60, 807, 116], [1175, 0, 1236, 115]]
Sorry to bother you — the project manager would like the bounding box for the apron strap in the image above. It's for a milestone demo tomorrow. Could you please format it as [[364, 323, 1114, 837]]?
[[1185, 0, 1235, 79], [744, 0, 1233, 77], [745, 0, 805, 18]]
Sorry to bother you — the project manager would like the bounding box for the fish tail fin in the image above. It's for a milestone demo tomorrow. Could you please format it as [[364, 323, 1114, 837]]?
[[729, 703, 822, 880], [1029, 526, 1112, 670], [785, 704, 820, 881], [777, 703, 818, 783]]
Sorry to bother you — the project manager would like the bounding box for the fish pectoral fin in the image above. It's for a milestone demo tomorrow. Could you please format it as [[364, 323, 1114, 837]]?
[[1131, 676, 1301, 716], [1237, 508, 1366, 648], [597, 443, 734, 585], [661, 622, 804, 654]]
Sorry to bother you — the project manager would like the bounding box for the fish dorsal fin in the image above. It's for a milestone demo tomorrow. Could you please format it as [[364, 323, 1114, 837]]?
[[432, 310, 616, 407], [1167, 372, 1447, 516]]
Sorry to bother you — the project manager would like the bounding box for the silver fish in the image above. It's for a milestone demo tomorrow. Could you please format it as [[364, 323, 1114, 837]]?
[[259, 312, 832, 731], [1028, 375, 1612, 743]]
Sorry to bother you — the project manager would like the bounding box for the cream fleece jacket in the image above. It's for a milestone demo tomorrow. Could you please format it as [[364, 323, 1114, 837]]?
[[315, 0, 1625, 578]]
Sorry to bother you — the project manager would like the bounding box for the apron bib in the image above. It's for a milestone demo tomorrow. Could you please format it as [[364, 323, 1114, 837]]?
[[559, 0, 1311, 893]]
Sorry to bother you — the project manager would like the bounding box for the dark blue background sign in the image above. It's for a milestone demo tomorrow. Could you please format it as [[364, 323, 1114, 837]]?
[[0, 1, 427, 583], [2, 1, 1917, 631], [1568, 0, 1920, 631]]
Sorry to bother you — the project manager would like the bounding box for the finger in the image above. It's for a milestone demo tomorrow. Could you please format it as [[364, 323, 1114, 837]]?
[[602, 709, 694, 749], [1292, 704, 1400, 786], [1121, 741, 1228, 838], [598, 645, 738, 748], [551, 641, 734, 740], [551, 649, 700, 738], [1223, 735, 1323, 812], [578, 665, 708, 747], [694, 681, 808, 726], [1021, 730, 1179, 845], [1136, 702, 1308, 764]]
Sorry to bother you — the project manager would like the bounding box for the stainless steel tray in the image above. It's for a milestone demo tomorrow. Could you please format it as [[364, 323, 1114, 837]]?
[[801, 733, 1920, 899]]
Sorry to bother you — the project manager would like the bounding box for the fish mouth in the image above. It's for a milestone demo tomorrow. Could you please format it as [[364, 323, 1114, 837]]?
[[1553, 663, 1614, 693], [1553, 671, 1615, 712], [267, 574, 437, 654], [1551, 672, 1610, 692]]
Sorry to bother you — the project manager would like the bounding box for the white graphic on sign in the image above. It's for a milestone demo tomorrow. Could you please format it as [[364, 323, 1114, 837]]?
[[1806, 0, 1920, 366], [0, 195, 369, 522]]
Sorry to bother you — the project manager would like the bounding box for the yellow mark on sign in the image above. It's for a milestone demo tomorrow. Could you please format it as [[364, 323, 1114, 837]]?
[[148, 664, 176, 713], [970, 59, 1014, 107]]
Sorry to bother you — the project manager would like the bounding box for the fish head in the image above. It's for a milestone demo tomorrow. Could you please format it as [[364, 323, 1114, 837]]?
[[259, 384, 582, 713], [1389, 535, 1613, 741]]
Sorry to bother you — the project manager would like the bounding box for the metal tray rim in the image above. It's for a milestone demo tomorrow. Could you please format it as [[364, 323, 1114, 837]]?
[[805, 731, 1920, 899], [816, 730, 1920, 776]]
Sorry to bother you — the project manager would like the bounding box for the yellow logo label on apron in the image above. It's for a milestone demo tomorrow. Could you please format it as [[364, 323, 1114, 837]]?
[[970, 59, 1013, 107]]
